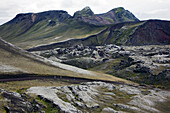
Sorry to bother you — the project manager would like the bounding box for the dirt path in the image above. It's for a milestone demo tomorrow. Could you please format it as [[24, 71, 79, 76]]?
[[0, 74, 127, 85]]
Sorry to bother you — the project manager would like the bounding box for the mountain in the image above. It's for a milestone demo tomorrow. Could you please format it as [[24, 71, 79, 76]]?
[[0, 7, 139, 49], [73, 7, 139, 25], [0, 10, 71, 39], [27, 20, 170, 51]]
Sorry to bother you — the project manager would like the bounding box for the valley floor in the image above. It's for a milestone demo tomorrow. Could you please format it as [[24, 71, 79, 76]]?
[[33, 44, 170, 89]]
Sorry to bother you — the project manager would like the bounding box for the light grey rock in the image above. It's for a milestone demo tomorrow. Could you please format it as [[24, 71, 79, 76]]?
[[102, 107, 123, 113], [74, 101, 84, 108], [27, 87, 79, 113], [113, 103, 141, 112], [119, 51, 131, 56], [86, 103, 99, 109], [69, 85, 99, 109], [49, 56, 62, 62], [91, 50, 100, 58], [118, 85, 141, 95], [58, 56, 68, 60], [104, 92, 116, 96], [128, 90, 169, 113]]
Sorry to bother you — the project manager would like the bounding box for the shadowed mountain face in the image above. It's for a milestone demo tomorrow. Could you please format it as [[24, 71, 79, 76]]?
[[28, 20, 170, 51], [127, 20, 170, 45], [103, 20, 170, 46], [0, 7, 139, 49], [0, 10, 71, 39]]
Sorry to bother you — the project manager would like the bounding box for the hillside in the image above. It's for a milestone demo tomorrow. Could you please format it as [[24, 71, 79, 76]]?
[[0, 37, 133, 83], [0, 7, 139, 49], [28, 20, 170, 51]]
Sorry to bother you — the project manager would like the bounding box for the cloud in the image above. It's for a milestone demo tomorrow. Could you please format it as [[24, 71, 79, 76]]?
[[146, 9, 168, 14], [137, 8, 170, 20], [0, 0, 170, 25]]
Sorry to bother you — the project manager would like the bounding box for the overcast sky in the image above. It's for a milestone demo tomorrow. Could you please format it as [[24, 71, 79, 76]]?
[[0, 0, 170, 25]]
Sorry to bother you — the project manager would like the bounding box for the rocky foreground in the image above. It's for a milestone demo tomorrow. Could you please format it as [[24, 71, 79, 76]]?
[[1, 81, 169, 113]]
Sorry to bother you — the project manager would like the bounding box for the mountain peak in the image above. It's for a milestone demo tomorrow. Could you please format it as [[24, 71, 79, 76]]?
[[82, 6, 91, 11], [108, 7, 126, 14], [111, 7, 125, 11], [107, 7, 139, 22], [73, 6, 94, 18]]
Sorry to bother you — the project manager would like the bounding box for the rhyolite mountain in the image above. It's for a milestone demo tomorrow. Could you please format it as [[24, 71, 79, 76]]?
[[73, 6, 139, 25], [0, 7, 139, 49], [28, 20, 170, 51]]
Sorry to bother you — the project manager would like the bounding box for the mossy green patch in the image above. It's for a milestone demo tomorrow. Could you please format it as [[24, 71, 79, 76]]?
[[0, 94, 7, 113], [16, 88, 28, 94], [36, 96, 59, 113], [56, 92, 70, 103]]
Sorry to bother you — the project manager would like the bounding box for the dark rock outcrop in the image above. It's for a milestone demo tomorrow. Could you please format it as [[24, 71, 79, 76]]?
[[0, 89, 45, 113], [157, 69, 170, 80], [134, 64, 152, 74]]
